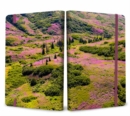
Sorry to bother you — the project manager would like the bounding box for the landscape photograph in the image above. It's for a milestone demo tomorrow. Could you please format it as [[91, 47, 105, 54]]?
[[5, 11, 64, 110], [67, 11, 125, 110]]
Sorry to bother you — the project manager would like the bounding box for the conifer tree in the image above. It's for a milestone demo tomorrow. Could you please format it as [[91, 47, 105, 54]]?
[[42, 48, 45, 55], [54, 54, 57, 59], [51, 42, 54, 49]]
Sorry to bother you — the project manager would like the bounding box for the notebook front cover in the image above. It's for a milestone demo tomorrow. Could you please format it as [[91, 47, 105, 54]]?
[[67, 11, 125, 110], [5, 11, 64, 110]]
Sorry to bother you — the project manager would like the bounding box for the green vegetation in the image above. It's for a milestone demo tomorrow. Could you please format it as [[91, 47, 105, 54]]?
[[21, 96, 37, 103], [45, 85, 60, 96], [25, 11, 64, 35], [68, 63, 90, 88], [67, 17, 93, 33], [118, 84, 126, 103], [6, 63, 27, 89], [6, 55, 12, 63], [79, 45, 125, 61], [6, 36, 19, 46]]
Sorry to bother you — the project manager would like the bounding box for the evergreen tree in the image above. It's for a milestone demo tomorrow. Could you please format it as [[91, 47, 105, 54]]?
[[59, 47, 63, 52], [49, 56, 51, 61], [51, 42, 54, 49], [42, 43, 46, 48], [54, 54, 57, 59], [46, 59, 48, 65], [71, 38, 74, 43], [42, 48, 45, 55]]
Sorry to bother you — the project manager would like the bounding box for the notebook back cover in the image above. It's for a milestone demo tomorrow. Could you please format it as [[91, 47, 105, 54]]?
[[5, 11, 64, 110]]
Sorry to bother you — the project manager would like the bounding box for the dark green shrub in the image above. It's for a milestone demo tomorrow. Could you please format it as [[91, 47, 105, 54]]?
[[22, 66, 34, 76], [118, 52, 125, 61], [68, 63, 83, 71], [70, 70, 81, 76], [6, 55, 12, 63], [104, 41, 108, 44], [30, 79, 37, 86], [21, 96, 37, 103], [45, 85, 60, 96], [118, 40, 125, 47], [68, 75, 90, 88], [33, 65, 54, 77], [51, 66, 63, 78], [74, 64, 84, 70], [118, 88, 126, 102], [79, 46, 115, 58], [120, 77, 125, 88]]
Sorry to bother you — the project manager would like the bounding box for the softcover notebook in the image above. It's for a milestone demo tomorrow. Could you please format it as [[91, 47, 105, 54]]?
[[5, 11, 64, 110], [67, 11, 125, 110]]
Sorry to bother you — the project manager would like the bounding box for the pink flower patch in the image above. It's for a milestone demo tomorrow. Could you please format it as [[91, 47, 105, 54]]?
[[47, 23, 62, 35], [33, 59, 46, 66], [93, 28, 104, 35]]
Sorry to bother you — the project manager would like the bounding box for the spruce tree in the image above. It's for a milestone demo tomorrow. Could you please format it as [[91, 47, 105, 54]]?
[[51, 42, 54, 49], [46, 59, 48, 65], [54, 54, 57, 59], [42, 48, 45, 55], [49, 56, 51, 61], [42, 43, 46, 48]]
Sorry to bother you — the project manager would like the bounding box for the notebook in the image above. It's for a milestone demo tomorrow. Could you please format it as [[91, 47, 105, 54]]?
[[67, 11, 126, 110], [5, 11, 64, 110], [5, 10, 126, 111]]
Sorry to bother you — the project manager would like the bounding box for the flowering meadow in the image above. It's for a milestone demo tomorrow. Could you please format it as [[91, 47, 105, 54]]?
[[5, 11, 64, 110], [67, 11, 125, 110]]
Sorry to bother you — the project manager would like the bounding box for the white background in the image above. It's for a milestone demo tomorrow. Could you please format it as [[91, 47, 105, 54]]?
[[0, 0, 129, 115]]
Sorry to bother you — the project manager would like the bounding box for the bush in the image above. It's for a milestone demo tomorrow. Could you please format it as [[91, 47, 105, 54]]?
[[22, 66, 34, 76], [118, 52, 125, 61], [53, 76, 63, 90], [6, 55, 12, 63], [68, 63, 90, 88], [71, 34, 80, 40], [51, 66, 63, 78], [118, 40, 125, 47], [68, 75, 90, 88], [79, 46, 115, 58], [120, 77, 125, 88], [118, 88, 126, 102], [45, 85, 60, 96], [70, 70, 81, 76], [68, 63, 83, 71], [30, 79, 37, 86], [21, 96, 37, 103], [104, 41, 108, 44], [33, 65, 54, 77]]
